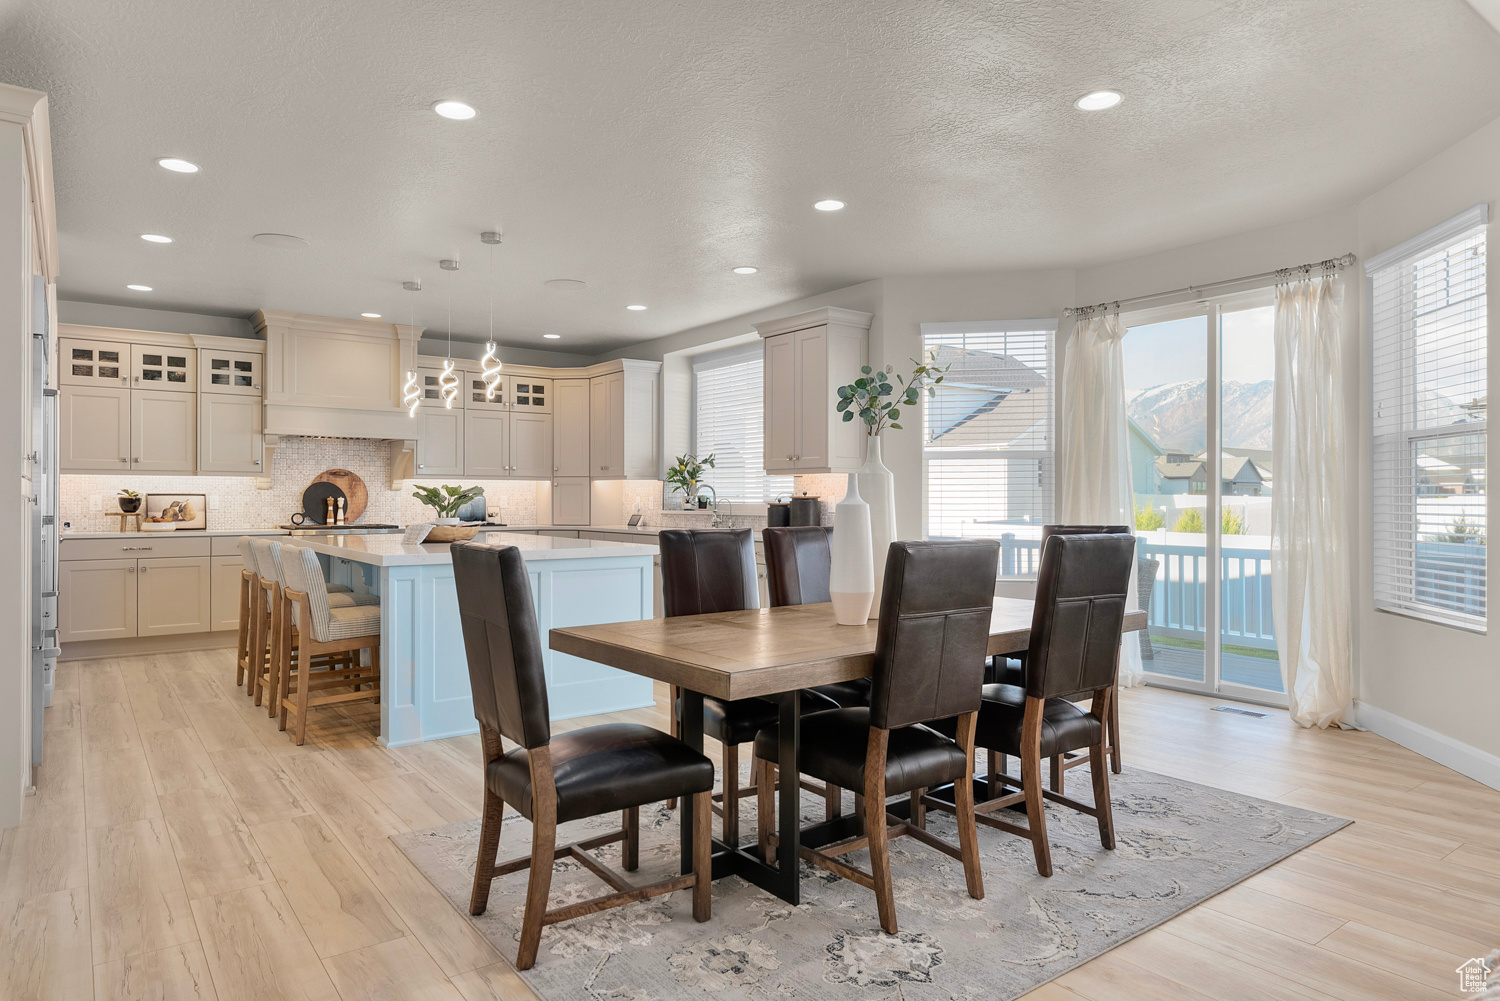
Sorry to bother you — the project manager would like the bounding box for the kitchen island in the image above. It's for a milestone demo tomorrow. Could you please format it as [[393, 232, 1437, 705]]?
[[291, 531, 658, 746]]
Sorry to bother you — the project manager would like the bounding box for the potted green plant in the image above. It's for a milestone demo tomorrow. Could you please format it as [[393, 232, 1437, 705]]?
[[117, 489, 142, 514], [411, 484, 485, 524], [664, 453, 715, 510]]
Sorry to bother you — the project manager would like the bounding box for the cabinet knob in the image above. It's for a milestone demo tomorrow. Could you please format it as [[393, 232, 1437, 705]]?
[[127, 566, 135, 573], [417, 464, 425, 469], [254, 459, 261, 465], [133, 457, 140, 463], [119, 457, 128, 463], [140, 565, 148, 572]]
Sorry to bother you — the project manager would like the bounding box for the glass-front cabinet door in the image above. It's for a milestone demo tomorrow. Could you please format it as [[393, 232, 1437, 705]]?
[[132, 345, 196, 392], [59, 338, 131, 387], [1122, 293, 1285, 706]]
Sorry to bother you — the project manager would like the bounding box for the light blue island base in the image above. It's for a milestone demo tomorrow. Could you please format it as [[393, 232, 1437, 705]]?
[[301, 532, 658, 748]]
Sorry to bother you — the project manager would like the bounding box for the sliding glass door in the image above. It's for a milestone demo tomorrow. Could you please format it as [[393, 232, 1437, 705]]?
[[1123, 294, 1286, 706]]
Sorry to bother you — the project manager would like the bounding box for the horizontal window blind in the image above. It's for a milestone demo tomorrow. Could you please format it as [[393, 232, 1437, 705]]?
[[1370, 205, 1487, 630], [922, 322, 1055, 575], [693, 347, 793, 504]]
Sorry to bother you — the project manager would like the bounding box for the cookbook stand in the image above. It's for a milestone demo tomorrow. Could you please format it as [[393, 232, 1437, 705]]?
[[106, 511, 142, 533]]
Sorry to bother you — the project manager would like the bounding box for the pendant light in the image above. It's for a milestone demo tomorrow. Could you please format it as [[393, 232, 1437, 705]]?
[[480, 231, 503, 400], [438, 259, 460, 409], [402, 279, 422, 417]]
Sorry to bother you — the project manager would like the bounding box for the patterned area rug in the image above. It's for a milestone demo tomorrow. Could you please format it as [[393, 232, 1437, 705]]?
[[393, 766, 1348, 999]]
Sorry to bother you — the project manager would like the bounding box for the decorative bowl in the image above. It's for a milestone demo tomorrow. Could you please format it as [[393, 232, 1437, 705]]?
[[424, 524, 481, 543]]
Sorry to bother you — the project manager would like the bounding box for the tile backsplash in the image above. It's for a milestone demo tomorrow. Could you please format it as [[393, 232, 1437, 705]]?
[[61, 436, 848, 533]]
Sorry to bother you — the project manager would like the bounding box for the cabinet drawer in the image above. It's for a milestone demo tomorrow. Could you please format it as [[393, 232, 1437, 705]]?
[[62, 535, 212, 561], [211, 535, 269, 557]]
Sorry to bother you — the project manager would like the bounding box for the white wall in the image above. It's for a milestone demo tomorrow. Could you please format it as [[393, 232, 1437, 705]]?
[[1354, 115, 1500, 766], [0, 121, 27, 827]]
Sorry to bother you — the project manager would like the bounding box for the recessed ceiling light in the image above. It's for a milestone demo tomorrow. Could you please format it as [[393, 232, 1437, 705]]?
[[1074, 90, 1123, 111], [813, 199, 845, 211], [252, 233, 309, 250], [156, 157, 199, 173], [361, 312, 382, 318], [433, 101, 476, 120], [731, 266, 758, 274], [126, 284, 153, 292], [544, 279, 588, 291], [140, 234, 173, 243], [543, 334, 561, 339], [626, 304, 647, 311]]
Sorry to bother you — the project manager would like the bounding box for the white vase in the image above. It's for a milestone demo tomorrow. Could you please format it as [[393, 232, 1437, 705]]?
[[858, 435, 897, 607], [828, 473, 875, 625]]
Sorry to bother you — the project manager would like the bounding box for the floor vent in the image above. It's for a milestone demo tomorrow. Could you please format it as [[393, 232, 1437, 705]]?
[[1212, 705, 1269, 718]]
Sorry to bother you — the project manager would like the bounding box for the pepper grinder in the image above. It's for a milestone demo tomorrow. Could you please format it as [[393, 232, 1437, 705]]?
[[325, 496, 335, 525], [336, 497, 346, 526]]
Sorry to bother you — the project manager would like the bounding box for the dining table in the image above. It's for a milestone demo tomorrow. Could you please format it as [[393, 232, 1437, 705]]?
[[549, 596, 1148, 905]]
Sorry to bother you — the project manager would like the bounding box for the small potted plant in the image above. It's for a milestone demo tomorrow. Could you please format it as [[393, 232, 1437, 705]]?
[[665, 453, 715, 510], [411, 484, 485, 525], [117, 489, 142, 514]]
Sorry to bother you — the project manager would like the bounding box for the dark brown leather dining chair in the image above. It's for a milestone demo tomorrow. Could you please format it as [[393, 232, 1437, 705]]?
[[935, 532, 1134, 877], [762, 526, 870, 709], [452, 542, 715, 970], [990, 523, 1130, 786], [756, 539, 996, 934], [659, 529, 839, 846]]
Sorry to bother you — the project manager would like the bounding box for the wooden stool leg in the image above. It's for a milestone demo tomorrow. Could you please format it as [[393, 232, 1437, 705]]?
[[824, 781, 841, 820], [756, 760, 776, 860], [235, 576, 250, 688], [666, 684, 681, 810], [622, 806, 638, 872], [864, 730, 896, 934], [721, 742, 739, 847], [469, 787, 505, 915], [1050, 754, 1065, 794], [987, 748, 999, 798], [293, 639, 313, 746], [250, 595, 268, 705], [265, 592, 282, 717], [692, 790, 711, 922], [908, 788, 926, 829]]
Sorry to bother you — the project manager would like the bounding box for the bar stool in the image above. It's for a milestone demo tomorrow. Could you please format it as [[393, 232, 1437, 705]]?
[[234, 537, 258, 692], [249, 538, 367, 713], [278, 544, 383, 745], [264, 539, 378, 718]]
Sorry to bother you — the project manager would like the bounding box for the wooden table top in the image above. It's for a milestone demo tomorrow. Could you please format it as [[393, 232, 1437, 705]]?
[[549, 598, 1148, 702]]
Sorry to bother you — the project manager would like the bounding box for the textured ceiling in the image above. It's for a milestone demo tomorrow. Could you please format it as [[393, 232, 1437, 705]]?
[[4, 0, 1499, 353]]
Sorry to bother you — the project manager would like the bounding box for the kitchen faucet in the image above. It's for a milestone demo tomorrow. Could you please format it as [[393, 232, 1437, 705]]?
[[696, 484, 733, 528]]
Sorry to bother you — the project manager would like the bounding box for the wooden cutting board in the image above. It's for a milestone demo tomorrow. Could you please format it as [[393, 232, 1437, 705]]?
[[311, 469, 368, 522]]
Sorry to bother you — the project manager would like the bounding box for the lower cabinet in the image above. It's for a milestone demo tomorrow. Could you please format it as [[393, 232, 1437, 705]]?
[[209, 556, 245, 632], [137, 557, 212, 636], [58, 559, 138, 642], [551, 476, 590, 525]]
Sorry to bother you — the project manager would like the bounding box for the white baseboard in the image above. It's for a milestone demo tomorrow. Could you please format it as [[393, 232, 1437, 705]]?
[[1354, 700, 1500, 792]]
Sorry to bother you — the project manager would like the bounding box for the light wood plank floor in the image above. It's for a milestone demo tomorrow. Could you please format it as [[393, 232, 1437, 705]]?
[[4, 649, 1495, 1000]]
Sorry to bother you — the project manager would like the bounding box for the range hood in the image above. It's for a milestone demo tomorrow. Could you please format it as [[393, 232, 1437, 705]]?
[[254, 310, 423, 488]]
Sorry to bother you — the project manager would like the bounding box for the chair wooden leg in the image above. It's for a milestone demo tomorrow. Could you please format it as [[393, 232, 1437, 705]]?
[[250, 597, 268, 705], [265, 592, 283, 718], [721, 742, 739, 847], [987, 748, 1000, 798], [864, 729, 897, 934], [756, 760, 776, 860], [469, 787, 505, 915], [692, 790, 712, 922], [622, 806, 638, 872], [1021, 698, 1052, 877], [954, 712, 984, 900], [1092, 690, 1117, 849], [666, 684, 680, 810], [293, 639, 313, 746], [824, 782, 842, 820], [235, 576, 250, 688], [908, 788, 926, 829], [516, 749, 557, 972], [1050, 754, 1065, 794], [1108, 684, 1122, 773]]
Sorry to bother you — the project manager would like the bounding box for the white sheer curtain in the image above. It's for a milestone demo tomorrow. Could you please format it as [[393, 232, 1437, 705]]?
[[1272, 275, 1354, 728], [1058, 311, 1143, 687]]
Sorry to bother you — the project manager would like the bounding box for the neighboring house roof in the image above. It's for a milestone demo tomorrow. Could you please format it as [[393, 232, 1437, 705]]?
[[1219, 446, 1273, 475], [1129, 416, 1164, 455], [1155, 458, 1206, 480], [926, 345, 1049, 449]]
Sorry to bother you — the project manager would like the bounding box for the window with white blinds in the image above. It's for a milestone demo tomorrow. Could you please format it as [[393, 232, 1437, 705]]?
[[921, 320, 1056, 576], [1369, 204, 1487, 631], [692, 346, 794, 504]]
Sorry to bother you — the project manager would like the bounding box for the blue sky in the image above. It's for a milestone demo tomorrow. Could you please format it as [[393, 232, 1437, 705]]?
[[1123, 306, 1275, 394]]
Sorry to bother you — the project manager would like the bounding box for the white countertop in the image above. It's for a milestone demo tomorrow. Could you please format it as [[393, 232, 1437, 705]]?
[[289, 531, 659, 567], [61, 528, 289, 539]]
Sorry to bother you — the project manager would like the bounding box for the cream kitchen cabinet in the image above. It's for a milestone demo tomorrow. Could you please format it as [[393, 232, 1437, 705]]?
[[58, 559, 138, 642], [416, 365, 460, 408], [553, 378, 590, 476], [417, 407, 464, 475], [510, 413, 553, 478], [131, 390, 197, 472], [463, 410, 509, 477], [756, 307, 871, 474], [198, 392, 262, 473], [199, 348, 261, 395], [551, 476, 590, 525], [209, 555, 246, 632], [136, 556, 212, 636], [132, 345, 196, 392], [507, 376, 551, 414], [60, 385, 130, 471], [60, 337, 131, 387], [589, 360, 659, 479]]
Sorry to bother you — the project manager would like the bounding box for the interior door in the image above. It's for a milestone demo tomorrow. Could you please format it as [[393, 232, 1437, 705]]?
[[60, 386, 130, 471], [131, 389, 196, 472], [463, 410, 509, 477], [510, 413, 553, 478]]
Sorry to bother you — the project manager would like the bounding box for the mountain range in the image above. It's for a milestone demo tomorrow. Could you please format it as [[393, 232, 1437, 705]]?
[[1128, 379, 1273, 453]]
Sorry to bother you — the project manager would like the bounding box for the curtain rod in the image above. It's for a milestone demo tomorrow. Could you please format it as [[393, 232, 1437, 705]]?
[[1065, 252, 1357, 318]]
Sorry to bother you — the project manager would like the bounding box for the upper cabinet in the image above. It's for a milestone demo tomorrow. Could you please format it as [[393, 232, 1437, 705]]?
[[132, 345, 195, 392], [589, 360, 660, 479], [755, 307, 872, 474], [60, 337, 130, 387], [198, 392, 263, 474], [60, 385, 130, 470], [553, 378, 590, 476], [199, 347, 261, 395]]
